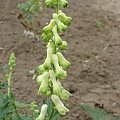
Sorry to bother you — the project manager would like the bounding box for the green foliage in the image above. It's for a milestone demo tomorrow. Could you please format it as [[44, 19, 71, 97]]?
[[80, 103, 120, 120], [0, 82, 8, 89], [0, 53, 36, 120], [0, 92, 30, 120], [18, 0, 42, 23], [12, 114, 35, 120]]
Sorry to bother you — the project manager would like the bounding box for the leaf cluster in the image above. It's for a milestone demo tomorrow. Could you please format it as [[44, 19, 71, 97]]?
[[18, 0, 41, 23], [0, 92, 32, 120]]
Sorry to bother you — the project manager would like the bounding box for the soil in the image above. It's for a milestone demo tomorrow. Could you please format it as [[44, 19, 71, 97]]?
[[0, 0, 120, 120]]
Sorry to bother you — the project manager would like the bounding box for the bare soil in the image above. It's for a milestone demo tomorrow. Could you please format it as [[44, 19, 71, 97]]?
[[0, 0, 120, 120]]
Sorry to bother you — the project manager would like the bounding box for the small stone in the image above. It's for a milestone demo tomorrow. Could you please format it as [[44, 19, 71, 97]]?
[[0, 47, 4, 50], [59, 32, 64, 36], [9, 11, 16, 15], [0, 21, 3, 24]]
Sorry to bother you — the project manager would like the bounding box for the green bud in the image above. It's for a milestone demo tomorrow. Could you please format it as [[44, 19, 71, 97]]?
[[57, 52, 70, 69], [58, 12, 72, 26], [51, 95, 69, 115], [36, 104, 48, 120], [53, 13, 67, 32], [52, 54, 67, 79], [60, 0, 68, 8], [30, 102, 38, 113], [60, 89, 71, 100], [49, 70, 62, 96], [38, 72, 49, 94], [42, 32, 53, 42], [45, 0, 53, 8], [36, 64, 46, 74], [43, 19, 55, 34], [59, 41, 68, 50], [43, 82, 52, 96], [43, 47, 52, 70], [57, 66, 67, 79], [52, 25, 62, 45]]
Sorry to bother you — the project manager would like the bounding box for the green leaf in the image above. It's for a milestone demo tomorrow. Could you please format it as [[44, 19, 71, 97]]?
[[12, 114, 35, 120], [79, 103, 120, 120], [18, 0, 41, 22], [15, 101, 29, 109]]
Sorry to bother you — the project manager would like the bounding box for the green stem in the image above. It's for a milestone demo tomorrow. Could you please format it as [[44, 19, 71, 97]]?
[[0, 80, 1, 92], [48, 100, 54, 120], [8, 71, 12, 96], [48, 2, 60, 119], [56, 0, 59, 14]]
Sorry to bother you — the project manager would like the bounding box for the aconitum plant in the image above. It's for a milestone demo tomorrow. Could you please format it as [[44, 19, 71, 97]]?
[[35, 0, 72, 119]]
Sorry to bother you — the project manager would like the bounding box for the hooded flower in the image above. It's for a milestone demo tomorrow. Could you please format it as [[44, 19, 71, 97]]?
[[52, 25, 62, 45], [43, 19, 55, 34], [36, 104, 48, 120], [49, 70, 62, 96], [57, 52, 70, 69], [53, 13, 67, 32], [52, 54, 67, 79], [58, 10, 72, 26], [60, 89, 71, 100], [38, 72, 50, 94], [51, 95, 69, 115], [43, 46, 53, 70]]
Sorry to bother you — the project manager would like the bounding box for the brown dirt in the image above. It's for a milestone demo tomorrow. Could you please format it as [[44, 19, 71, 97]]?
[[0, 0, 120, 120]]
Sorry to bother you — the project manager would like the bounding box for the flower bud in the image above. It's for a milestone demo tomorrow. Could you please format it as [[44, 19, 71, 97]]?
[[43, 19, 55, 34], [43, 47, 52, 70], [57, 52, 70, 69], [38, 72, 49, 94], [52, 54, 67, 79], [58, 12, 72, 26], [52, 25, 62, 45], [51, 95, 69, 115], [46, 90, 51, 96], [60, 0, 68, 8], [59, 41, 68, 50], [60, 89, 71, 100], [45, 0, 53, 8], [49, 70, 62, 96], [42, 32, 53, 42], [36, 64, 46, 74], [53, 13, 67, 32], [36, 104, 48, 120]]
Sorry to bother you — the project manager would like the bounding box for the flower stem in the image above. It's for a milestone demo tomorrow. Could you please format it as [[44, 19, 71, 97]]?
[[56, 0, 59, 14], [8, 70, 12, 96], [48, 99, 54, 120]]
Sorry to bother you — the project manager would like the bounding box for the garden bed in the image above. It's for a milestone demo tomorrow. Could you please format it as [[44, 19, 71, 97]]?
[[0, 0, 120, 119]]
